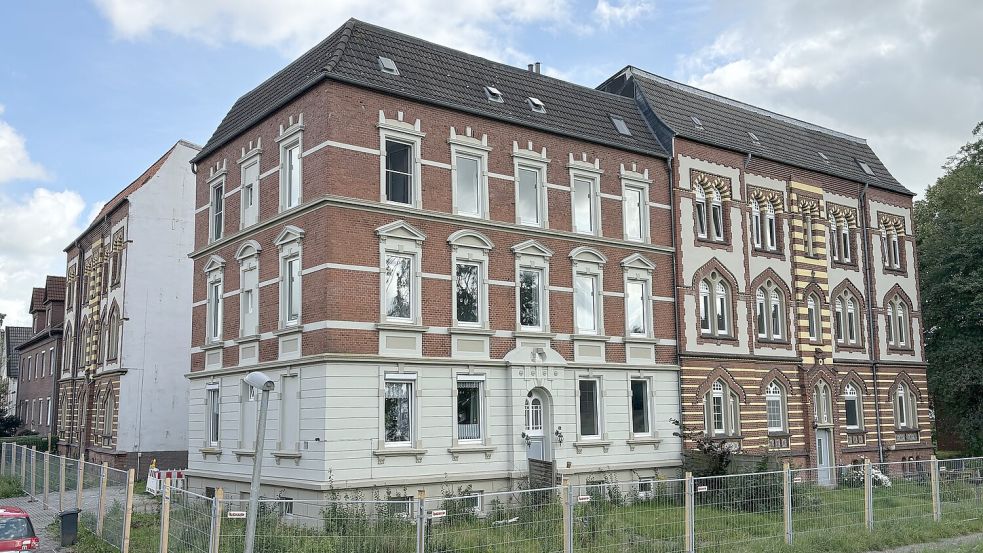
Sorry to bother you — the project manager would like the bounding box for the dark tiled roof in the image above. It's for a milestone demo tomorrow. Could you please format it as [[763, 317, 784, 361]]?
[[43, 276, 66, 304], [194, 19, 667, 163], [604, 68, 911, 196], [28, 288, 44, 313], [3, 327, 31, 379]]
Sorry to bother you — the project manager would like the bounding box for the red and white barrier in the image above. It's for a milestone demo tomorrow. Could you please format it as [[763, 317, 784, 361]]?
[[146, 467, 187, 496]]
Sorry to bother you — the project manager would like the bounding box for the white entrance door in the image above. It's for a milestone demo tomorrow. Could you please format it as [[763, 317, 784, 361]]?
[[816, 429, 834, 486], [524, 392, 548, 461]]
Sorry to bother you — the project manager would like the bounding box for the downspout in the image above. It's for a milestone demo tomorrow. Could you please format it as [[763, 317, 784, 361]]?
[[858, 181, 885, 462], [667, 154, 684, 453]]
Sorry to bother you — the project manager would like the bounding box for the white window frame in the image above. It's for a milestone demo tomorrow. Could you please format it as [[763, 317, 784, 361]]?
[[804, 213, 815, 256], [570, 247, 606, 336], [377, 221, 426, 326], [570, 171, 601, 236], [206, 384, 221, 447], [751, 200, 762, 248], [204, 260, 225, 344], [383, 374, 417, 447], [841, 219, 852, 262], [623, 180, 650, 242], [807, 295, 819, 341], [576, 377, 602, 439], [236, 242, 261, 337], [379, 119, 424, 208], [453, 260, 484, 328], [829, 215, 839, 261], [890, 233, 901, 269], [694, 187, 708, 239], [209, 177, 225, 243], [517, 267, 546, 332], [699, 272, 731, 337], [896, 384, 909, 428], [274, 227, 304, 329], [815, 381, 832, 425], [454, 374, 486, 444], [278, 135, 303, 212], [710, 189, 725, 241], [450, 141, 490, 219], [706, 380, 740, 437], [765, 203, 777, 250], [513, 240, 553, 333], [448, 229, 493, 330], [624, 276, 651, 338], [765, 381, 786, 433], [515, 163, 547, 228], [843, 384, 862, 430], [574, 273, 601, 336], [239, 153, 261, 229], [278, 372, 301, 452]]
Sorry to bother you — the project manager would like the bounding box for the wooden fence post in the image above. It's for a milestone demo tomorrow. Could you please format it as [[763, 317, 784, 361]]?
[[864, 459, 874, 531], [930, 455, 942, 522], [685, 472, 695, 553], [1, 442, 7, 476], [208, 488, 224, 553], [29, 446, 37, 499], [58, 455, 66, 511], [121, 468, 135, 553], [42, 452, 50, 510], [159, 477, 172, 553], [20, 446, 27, 488], [783, 461, 793, 544], [415, 488, 427, 553], [96, 462, 109, 536], [561, 477, 572, 553]]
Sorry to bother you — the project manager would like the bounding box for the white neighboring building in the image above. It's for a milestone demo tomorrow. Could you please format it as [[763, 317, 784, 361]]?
[[59, 140, 200, 472]]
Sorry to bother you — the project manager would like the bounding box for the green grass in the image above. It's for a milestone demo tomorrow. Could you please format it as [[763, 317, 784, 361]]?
[[58, 513, 160, 553]]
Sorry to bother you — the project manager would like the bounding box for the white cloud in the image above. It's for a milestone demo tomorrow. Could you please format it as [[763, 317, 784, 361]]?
[[0, 105, 50, 184], [0, 189, 86, 327], [593, 0, 654, 29], [677, 0, 983, 196]]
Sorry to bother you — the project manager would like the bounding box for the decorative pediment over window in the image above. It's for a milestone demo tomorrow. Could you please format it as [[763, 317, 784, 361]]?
[[375, 220, 426, 242], [569, 246, 607, 265], [693, 367, 746, 404], [202, 255, 226, 274], [235, 240, 263, 261], [838, 370, 870, 395], [621, 253, 655, 271], [511, 239, 553, 259], [447, 229, 493, 251], [274, 225, 305, 247]]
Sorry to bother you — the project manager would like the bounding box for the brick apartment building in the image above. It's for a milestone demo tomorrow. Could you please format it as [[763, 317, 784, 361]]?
[[14, 276, 65, 437], [186, 19, 683, 500], [600, 69, 931, 477], [60, 140, 199, 471], [1, 326, 31, 418]]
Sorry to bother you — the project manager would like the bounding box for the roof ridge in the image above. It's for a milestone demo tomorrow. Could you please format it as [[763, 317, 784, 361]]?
[[346, 18, 638, 105], [628, 67, 868, 145]]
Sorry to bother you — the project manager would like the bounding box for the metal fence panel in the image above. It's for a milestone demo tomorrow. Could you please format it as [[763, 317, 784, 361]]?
[[790, 466, 866, 537], [690, 471, 785, 550], [939, 458, 983, 521], [870, 460, 934, 526], [571, 477, 686, 553], [168, 487, 214, 553]]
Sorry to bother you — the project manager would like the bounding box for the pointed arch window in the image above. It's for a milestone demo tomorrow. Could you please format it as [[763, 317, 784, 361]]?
[[698, 276, 732, 337], [804, 213, 815, 256], [765, 381, 786, 432], [843, 383, 862, 429], [834, 290, 861, 346], [807, 295, 819, 341], [710, 189, 724, 241], [106, 307, 121, 361], [828, 215, 839, 260], [895, 383, 917, 429], [695, 187, 708, 238], [840, 217, 851, 262], [814, 381, 832, 426], [886, 295, 909, 348], [705, 380, 740, 437], [764, 202, 777, 250], [755, 280, 785, 341], [751, 200, 762, 248], [525, 397, 543, 432]]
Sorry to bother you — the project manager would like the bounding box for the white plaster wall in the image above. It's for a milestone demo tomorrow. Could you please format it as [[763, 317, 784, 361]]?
[[116, 142, 198, 454]]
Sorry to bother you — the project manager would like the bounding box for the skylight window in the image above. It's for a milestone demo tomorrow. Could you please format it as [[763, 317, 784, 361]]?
[[818, 152, 830, 164], [484, 86, 504, 103], [527, 97, 546, 113], [377, 56, 399, 76], [747, 131, 761, 146], [610, 115, 631, 136], [857, 160, 875, 176], [691, 116, 705, 131]]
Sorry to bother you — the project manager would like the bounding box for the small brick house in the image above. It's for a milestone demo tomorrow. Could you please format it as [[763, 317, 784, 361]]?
[[186, 19, 683, 501], [14, 276, 65, 438], [600, 68, 932, 473]]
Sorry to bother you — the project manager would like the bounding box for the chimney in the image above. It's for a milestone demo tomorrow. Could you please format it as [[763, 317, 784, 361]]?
[[527, 63, 534, 72], [534, 62, 541, 74]]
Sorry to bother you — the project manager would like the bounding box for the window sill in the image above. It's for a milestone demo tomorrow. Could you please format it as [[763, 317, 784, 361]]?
[[232, 449, 255, 461], [234, 334, 261, 344], [199, 447, 222, 458], [513, 330, 556, 339], [376, 323, 428, 333], [767, 431, 790, 438], [273, 325, 303, 336], [883, 267, 907, 276], [572, 334, 610, 342], [272, 451, 302, 465], [626, 437, 661, 451], [201, 342, 224, 351], [573, 440, 612, 453], [448, 327, 495, 336], [751, 247, 785, 260], [886, 346, 915, 354], [698, 334, 738, 343], [373, 448, 427, 464], [831, 260, 859, 271], [447, 445, 495, 460], [625, 336, 659, 344]]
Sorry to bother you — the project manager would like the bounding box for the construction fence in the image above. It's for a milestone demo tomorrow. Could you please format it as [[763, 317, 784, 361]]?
[[0, 442, 137, 552], [158, 455, 983, 553]]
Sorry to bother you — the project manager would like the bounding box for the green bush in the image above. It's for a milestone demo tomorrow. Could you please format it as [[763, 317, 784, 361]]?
[[0, 476, 23, 499]]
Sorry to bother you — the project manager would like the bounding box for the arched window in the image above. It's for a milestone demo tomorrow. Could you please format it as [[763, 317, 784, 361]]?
[[699, 272, 731, 337], [804, 213, 815, 256], [695, 187, 708, 238], [106, 308, 120, 361], [102, 392, 115, 438], [755, 280, 784, 340], [524, 398, 542, 431], [751, 200, 762, 248], [886, 295, 909, 348], [840, 217, 851, 262], [807, 295, 819, 341], [63, 324, 73, 372], [888, 230, 901, 269], [710, 189, 724, 241], [895, 383, 917, 429], [705, 380, 740, 437], [843, 383, 862, 429], [847, 298, 857, 343], [764, 202, 777, 250], [834, 290, 861, 346], [814, 381, 832, 425], [765, 381, 786, 432]]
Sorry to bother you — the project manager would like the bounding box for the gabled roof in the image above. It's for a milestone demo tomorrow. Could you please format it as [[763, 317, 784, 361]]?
[[600, 67, 912, 196], [3, 327, 31, 378], [28, 288, 44, 314], [194, 19, 668, 163], [42, 276, 65, 305]]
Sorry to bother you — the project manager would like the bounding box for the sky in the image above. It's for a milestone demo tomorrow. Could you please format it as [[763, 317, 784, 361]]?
[[0, 0, 980, 326]]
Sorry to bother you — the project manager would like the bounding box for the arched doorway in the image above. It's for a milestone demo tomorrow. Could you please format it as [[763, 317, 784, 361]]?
[[524, 387, 553, 462]]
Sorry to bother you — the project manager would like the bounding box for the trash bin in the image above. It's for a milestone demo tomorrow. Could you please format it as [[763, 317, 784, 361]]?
[[59, 509, 81, 546]]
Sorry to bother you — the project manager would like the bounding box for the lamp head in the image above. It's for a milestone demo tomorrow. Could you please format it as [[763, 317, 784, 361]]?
[[244, 371, 275, 392]]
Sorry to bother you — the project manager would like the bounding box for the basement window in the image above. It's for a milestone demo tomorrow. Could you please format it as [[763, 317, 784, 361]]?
[[377, 56, 399, 76], [527, 97, 546, 113], [484, 86, 504, 103], [610, 115, 631, 136]]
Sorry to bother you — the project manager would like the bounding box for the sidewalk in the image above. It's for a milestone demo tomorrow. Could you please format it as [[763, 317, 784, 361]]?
[[874, 532, 983, 553]]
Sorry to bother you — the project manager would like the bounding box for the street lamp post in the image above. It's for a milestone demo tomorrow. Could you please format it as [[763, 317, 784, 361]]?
[[242, 371, 274, 553]]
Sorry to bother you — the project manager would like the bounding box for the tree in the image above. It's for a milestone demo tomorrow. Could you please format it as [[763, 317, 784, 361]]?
[[914, 121, 983, 455]]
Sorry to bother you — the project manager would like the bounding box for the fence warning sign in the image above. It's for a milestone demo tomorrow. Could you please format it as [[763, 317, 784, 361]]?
[[577, 495, 591, 503], [431, 510, 447, 519], [227, 511, 246, 519]]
